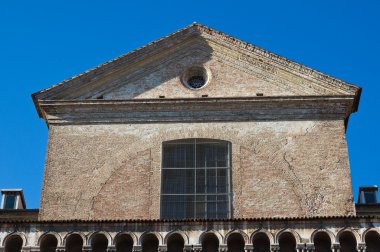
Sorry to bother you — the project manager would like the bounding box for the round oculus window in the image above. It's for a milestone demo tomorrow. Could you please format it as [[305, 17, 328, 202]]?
[[181, 66, 209, 89]]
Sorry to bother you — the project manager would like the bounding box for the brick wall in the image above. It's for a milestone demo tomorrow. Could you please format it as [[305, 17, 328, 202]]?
[[39, 120, 354, 220]]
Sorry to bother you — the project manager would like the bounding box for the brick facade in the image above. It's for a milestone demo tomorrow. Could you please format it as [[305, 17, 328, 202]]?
[[39, 120, 354, 220]]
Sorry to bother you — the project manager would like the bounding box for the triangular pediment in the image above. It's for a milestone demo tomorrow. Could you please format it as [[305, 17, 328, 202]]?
[[32, 23, 361, 120]]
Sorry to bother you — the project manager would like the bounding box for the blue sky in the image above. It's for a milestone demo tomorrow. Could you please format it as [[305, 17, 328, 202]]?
[[0, 0, 379, 209]]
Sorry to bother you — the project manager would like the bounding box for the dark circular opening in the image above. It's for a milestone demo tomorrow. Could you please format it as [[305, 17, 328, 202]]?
[[182, 66, 209, 89], [188, 75, 205, 89]]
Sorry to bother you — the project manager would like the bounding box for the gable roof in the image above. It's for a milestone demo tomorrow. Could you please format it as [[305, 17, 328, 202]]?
[[31, 23, 361, 123]]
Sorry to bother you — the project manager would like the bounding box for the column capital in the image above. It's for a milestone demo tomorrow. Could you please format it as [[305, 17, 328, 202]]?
[[183, 245, 193, 252], [270, 244, 280, 252], [219, 244, 227, 252], [332, 243, 341, 252], [244, 244, 253, 252], [133, 245, 142, 252], [305, 243, 315, 252], [83, 245, 92, 252], [357, 243, 366, 252], [296, 243, 306, 252], [29, 246, 40, 252], [56, 246, 65, 252], [107, 245, 116, 252], [192, 245, 202, 252], [158, 245, 167, 252]]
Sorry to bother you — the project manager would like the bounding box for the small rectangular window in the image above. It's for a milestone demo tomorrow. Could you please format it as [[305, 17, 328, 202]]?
[[4, 195, 17, 209]]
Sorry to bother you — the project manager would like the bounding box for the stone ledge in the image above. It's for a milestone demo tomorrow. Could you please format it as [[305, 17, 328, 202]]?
[[38, 96, 355, 125]]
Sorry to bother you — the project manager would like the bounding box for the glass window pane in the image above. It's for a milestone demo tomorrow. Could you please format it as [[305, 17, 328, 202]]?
[[206, 169, 217, 193], [161, 195, 194, 219], [207, 201, 217, 219], [196, 142, 228, 168], [163, 143, 194, 168], [364, 191, 377, 204], [216, 195, 229, 218], [4, 195, 16, 209], [196, 169, 206, 193], [162, 169, 194, 194], [217, 169, 228, 193], [196, 195, 206, 218]]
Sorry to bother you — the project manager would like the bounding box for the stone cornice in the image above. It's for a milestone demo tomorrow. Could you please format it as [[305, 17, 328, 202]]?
[[38, 96, 355, 126], [0, 215, 377, 225]]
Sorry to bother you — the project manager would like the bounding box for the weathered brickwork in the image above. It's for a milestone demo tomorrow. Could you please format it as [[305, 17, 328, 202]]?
[[103, 42, 295, 100], [32, 24, 359, 103], [39, 120, 354, 221], [30, 24, 361, 222]]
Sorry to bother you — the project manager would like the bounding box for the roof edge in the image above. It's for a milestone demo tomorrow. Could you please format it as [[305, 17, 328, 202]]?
[[0, 215, 377, 225]]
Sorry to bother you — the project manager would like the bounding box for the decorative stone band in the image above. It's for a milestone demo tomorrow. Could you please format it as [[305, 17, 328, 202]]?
[[37, 95, 356, 125]]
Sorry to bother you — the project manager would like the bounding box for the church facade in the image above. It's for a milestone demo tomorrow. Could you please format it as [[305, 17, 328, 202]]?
[[1, 24, 379, 252]]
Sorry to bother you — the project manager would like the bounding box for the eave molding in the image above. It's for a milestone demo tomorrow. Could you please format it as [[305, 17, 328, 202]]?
[[38, 96, 355, 126], [0, 215, 377, 225]]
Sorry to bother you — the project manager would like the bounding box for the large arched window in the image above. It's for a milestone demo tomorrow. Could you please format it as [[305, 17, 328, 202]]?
[[161, 138, 231, 219]]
